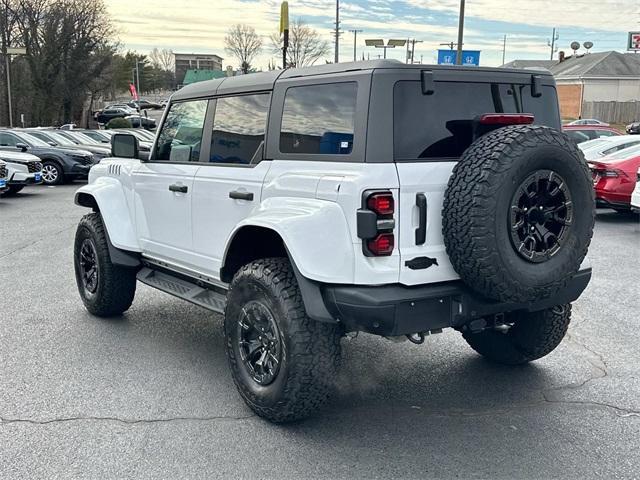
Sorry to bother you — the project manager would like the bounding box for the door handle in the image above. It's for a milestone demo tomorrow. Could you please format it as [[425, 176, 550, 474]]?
[[229, 190, 254, 201], [169, 184, 188, 194], [415, 193, 427, 245]]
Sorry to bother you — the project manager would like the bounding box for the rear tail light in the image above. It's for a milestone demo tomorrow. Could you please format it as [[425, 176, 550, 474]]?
[[478, 114, 535, 126], [367, 192, 395, 216], [367, 234, 394, 256], [357, 190, 395, 257]]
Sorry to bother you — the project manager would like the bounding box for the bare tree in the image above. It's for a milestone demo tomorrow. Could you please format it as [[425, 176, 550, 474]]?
[[149, 47, 174, 71], [224, 24, 262, 74], [270, 18, 330, 68]]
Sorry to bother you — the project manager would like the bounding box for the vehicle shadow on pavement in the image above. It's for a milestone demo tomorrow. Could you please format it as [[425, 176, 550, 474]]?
[[595, 209, 639, 224]]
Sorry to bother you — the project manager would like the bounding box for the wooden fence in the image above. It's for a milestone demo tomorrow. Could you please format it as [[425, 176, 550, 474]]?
[[581, 102, 640, 124]]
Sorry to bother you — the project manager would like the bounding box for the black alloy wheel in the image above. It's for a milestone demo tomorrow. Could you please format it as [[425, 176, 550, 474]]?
[[509, 170, 573, 263], [78, 238, 99, 296], [237, 300, 282, 386]]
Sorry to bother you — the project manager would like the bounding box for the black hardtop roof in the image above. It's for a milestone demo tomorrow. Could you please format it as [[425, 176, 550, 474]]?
[[171, 59, 553, 101]]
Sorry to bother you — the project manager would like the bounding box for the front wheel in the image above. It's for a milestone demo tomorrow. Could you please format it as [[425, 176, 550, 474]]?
[[41, 161, 64, 185], [462, 305, 571, 365], [74, 213, 137, 317], [224, 258, 341, 423]]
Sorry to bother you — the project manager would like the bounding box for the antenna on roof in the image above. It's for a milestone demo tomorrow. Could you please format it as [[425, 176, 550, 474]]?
[[583, 41, 593, 54]]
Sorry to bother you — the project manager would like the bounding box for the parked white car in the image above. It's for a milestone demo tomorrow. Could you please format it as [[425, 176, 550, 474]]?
[[568, 119, 610, 126], [578, 135, 640, 161], [632, 168, 640, 212], [0, 149, 43, 196], [0, 160, 8, 194]]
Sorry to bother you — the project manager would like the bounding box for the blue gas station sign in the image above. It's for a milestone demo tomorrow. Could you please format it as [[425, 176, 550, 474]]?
[[437, 50, 481, 66]]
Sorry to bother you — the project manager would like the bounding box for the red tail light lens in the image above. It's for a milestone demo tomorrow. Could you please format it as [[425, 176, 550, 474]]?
[[367, 234, 394, 256], [367, 193, 395, 216], [479, 114, 535, 125]]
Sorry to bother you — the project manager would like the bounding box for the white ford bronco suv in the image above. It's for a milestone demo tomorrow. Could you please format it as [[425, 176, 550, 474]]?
[[74, 60, 594, 422]]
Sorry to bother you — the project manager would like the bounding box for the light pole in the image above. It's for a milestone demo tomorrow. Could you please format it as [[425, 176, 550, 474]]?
[[365, 39, 406, 60], [349, 29, 363, 62], [334, 0, 341, 63], [4, 47, 26, 128], [456, 0, 466, 65]]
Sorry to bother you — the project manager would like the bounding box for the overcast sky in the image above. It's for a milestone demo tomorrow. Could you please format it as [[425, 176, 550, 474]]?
[[105, 0, 638, 68]]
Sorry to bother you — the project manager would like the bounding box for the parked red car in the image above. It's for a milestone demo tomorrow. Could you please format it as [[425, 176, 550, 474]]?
[[588, 144, 640, 211], [563, 125, 622, 144]]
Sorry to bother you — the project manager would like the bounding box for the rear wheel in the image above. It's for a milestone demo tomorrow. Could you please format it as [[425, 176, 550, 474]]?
[[74, 213, 137, 317], [224, 258, 341, 423], [41, 161, 64, 185], [462, 305, 571, 365]]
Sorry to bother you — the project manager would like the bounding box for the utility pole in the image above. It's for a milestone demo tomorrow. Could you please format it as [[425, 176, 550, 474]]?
[[548, 28, 559, 61], [502, 35, 507, 65], [5, 54, 12, 127], [456, 0, 466, 65], [349, 29, 363, 62], [334, 0, 340, 63]]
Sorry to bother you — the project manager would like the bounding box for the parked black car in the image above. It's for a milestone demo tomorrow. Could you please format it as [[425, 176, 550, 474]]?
[[626, 122, 640, 135], [125, 115, 157, 130], [95, 107, 130, 124], [0, 129, 96, 185], [26, 129, 111, 161], [128, 99, 162, 110]]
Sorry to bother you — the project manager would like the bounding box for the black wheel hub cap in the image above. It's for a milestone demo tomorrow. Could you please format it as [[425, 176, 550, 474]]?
[[79, 239, 99, 294], [509, 170, 573, 263], [237, 301, 282, 386]]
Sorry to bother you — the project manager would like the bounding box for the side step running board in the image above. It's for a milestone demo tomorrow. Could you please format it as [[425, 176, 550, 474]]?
[[137, 267, 227, 314]]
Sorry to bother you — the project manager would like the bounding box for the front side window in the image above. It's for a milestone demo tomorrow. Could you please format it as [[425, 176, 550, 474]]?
[[0, 132, 19, 146], [280, 82, 357, 155], [210, 93, 270, 165], [154, 100, 208, 162]]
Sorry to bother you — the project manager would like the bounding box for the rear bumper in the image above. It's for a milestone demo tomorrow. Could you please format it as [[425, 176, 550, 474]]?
[[322, 269, 592, 336]]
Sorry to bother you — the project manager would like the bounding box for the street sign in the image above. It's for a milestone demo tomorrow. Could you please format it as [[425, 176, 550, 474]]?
[[628, 32, 640, 51], [6, 47, 27, 55], [437, 49, 481, 66]]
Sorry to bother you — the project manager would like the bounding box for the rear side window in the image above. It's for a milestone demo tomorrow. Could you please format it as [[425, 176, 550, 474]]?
[[280, 82, 357, 155], [394, 81, 561, 160], [154, 100, 208, 162], [210, 93, 270, 165]]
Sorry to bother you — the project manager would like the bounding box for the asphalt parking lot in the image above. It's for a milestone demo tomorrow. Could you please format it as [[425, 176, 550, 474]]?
[[1, 184, 639, 479]]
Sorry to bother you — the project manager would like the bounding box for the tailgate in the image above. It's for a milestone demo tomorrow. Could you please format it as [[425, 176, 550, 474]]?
[[395, 162, 459, 286]]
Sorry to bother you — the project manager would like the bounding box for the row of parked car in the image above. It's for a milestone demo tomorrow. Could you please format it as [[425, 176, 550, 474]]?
[[0, 127, 156, 196], [93, 100, 164, 128], [564, 124, 640, 212]]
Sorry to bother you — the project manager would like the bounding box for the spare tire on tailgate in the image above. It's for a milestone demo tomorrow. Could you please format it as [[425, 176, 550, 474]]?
[[442, 125, 594, 303]]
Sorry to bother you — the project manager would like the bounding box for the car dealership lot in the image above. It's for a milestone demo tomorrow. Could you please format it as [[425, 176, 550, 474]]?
[[1, 184, 639, 479]]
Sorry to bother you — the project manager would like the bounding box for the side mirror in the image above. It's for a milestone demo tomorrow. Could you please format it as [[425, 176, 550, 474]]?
[[111, 133, 139, 159], [16, 143, 28, 152]]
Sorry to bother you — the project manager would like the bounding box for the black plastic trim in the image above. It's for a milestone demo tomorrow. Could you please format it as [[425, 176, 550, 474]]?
[[322, 269, 592, 336]]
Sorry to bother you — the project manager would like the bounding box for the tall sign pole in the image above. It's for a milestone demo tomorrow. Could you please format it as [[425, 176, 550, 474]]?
[[456, 0, 465, 65], [4, 47, 26, 128], [280, 2, 289, 69]]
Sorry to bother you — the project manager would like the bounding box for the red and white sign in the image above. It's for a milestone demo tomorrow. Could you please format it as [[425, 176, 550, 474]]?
[[628, 32, 640, 51], [129, 83, 139, 101]]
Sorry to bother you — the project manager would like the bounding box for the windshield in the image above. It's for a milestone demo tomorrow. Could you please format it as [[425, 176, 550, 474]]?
[[66, 131, 100, 145], [579, 139, 609, 151], [45, 131, 77, 146], [16, 131, 50, 147]]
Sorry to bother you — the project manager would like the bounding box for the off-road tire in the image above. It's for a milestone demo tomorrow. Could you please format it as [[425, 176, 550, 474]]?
[[74, 213, 137, 317], [443, 125, 594, 303], [224, 258, 341, 423], [1, 185, 24, 196], [41, 160, 64, 185], [463, 305, 571, 365]]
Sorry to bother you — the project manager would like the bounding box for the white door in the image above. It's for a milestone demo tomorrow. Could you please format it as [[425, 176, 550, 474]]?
[[133, 98, 209, 270], [191, 93, 272, 279]]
